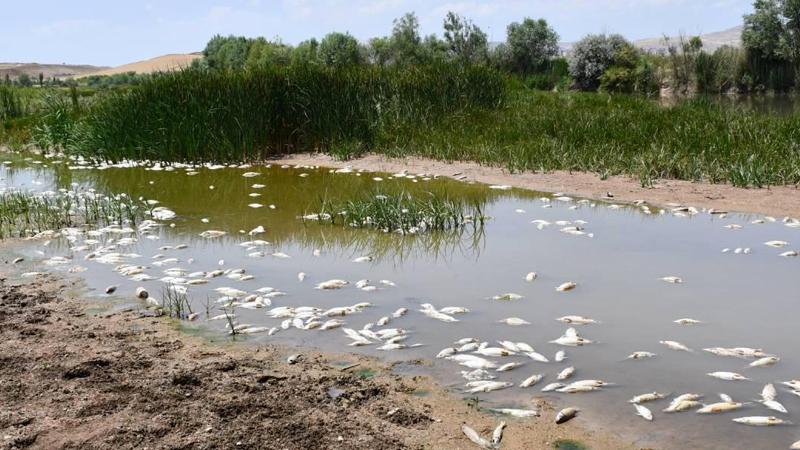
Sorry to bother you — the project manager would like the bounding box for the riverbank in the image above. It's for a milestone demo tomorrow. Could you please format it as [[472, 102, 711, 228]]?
[[272, 153, 800, 218], [0, 266, 637, 450]]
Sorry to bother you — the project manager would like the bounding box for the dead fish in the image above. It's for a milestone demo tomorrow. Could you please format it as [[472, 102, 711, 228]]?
[[498, 317, 530, 326], [663, 400, 702, 413], [437, 347, 458, 358], [556, 282, 577, 292], [707, 371, 749, 381], [732, 416, 791, 426], [556, 384, 601, 394], [526, 351, 550, 363], [491, 421, 506, 447], [557, 315, 597, 325], [660, 340, 693, 352], [460, 424, 493, 449], [674, 318, 703, 325], [634, 404, 653, 421], [541, 382, 565, 392], [660, 276, 683, 284], [105, 285, 117, 294], [135, 287, 149, 299], [765, 240, 790, 248], [315, 279, 349, 290], [627, 351, 657, 360], [629, 392, 667, 404], [780, 250, 799, 257], [12, 257, 23, 264], [297, 272, 306, 282], [491, 293, 523, 301], [557, 366, 576, 380], [760, 399, 788, 414], [762, 384, 777, 402], [489, 408, 539, 418], [555, 350, 567, 362], [286, 354, 302, 364], [496, 362, 525, 372], [352, 256, 373, 263], [750, 356, 780, 368], [525, 272, 538, 282], [697, 402, 745, 414], [555, 407, 579, 424], [440, 306, 470, 315], [466, 381, 512, 393], [520, 374, 544, 388], [791, 440, 800, 449]]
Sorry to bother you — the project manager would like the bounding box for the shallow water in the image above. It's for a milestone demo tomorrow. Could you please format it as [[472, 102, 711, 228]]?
[[3, 153, 800, 450]]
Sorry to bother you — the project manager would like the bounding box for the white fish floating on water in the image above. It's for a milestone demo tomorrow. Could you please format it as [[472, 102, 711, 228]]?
[[634, 404, 653, 421], [555, 350, 567, 362], [524, 272, 537, 282], [466, 381, 513, 393], [541, 382, 565, 392], [762, 383, 777, 402], [491, 292, 523, 301], [557, 315, 597, 325], [496, 362, 525, 372], [555, 282, 577, 292], [779, 250, 798, 257], [760, 399, 789, 414], [498, 317, 530, 326], [660, 276, 683, 284], [627, 351, 657, 360], [315, 279, 349, 290], [765, 240, 790, 248], [732, 416, 792, 426], [674, 318, 703, 325], [660, 340, 693, 352], [629, 392, 667, 404], [352, 256, 373, 263], [520, 374, 544, 388], [557, 366, 576, 380], [697, 401, 745, 414], [707, 371, 749, 381], [550, 328, 593, 347], [750, 356, 780, 367]]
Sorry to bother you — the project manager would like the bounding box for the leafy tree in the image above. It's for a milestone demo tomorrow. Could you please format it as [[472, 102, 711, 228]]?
[[443, 11, 488, 64], [389, 12, 423, 65], [367, 37, 392, 66], [318, 32, 363, 67], [17, 73, 32, 87], [568, 33, 629, 90], [203, 35, 251, 70], [292, 39, 320, 66], [38, 72, 44, 87], [744, 0, 787, 59], [245, 38, 292, 69], [505, 18, 560, 74]]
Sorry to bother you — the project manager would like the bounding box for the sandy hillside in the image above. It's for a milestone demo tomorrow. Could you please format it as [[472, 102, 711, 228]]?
[[82, 53, 202, 77], [635, 25, 742, 52], [0, 63, 105, 80]]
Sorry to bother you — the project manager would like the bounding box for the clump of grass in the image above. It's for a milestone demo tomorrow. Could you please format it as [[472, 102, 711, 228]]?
[[0, 189, 146, 239], [160, 286, 193, 320], [309, 191, 486, 234], [0, 85, 28, 121]]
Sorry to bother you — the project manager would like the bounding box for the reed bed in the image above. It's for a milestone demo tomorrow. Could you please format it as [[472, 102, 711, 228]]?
[[0, 190, 146, 238], [380, 90, 800, 187], [71, 64, 505, 162], [310, 191, 486, 234]]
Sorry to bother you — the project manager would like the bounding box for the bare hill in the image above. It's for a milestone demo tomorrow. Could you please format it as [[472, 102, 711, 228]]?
[[82, 53, 202, 77], [635, 25, 742, 53], [0, 62, 105, 80]]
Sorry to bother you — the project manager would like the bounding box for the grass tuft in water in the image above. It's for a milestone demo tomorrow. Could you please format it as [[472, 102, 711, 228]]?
[[308, 191, 486, 234], [160, 286, 193, 320], [0, 189, 147, 239]]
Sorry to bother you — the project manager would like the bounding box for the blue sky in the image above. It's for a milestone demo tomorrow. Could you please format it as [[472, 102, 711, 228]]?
[[4, 0, 753, 67]]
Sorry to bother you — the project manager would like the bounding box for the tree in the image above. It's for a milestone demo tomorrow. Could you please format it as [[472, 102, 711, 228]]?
[[743, 0, 786, 59], [38, 72, 44, 87], [443, 11, 489, 64], [17, 73, 32, 87], [782, 0, 800, 73], [318, 32, 363, 67], [245, 38, 292, 69], [367, 37, 392, 66], [505, 18, 560, 74], [292, 39, 320, 66], [568, 33, 630, 90], [389, 12, 423, 65], [203, 35, 251, 70]]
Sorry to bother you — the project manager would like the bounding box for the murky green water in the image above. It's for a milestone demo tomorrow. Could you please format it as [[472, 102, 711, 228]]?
[[3, 152, 800, 450]]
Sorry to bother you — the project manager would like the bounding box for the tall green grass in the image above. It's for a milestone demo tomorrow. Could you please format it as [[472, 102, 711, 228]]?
[[310, 191, 486, 234], [379, 90, 800, 187], [72, 64, 505, 161], [0, 190, 146, 238]]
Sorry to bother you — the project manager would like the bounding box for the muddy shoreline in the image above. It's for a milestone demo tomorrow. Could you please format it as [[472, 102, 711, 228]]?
[[0, 265, 637, 450], [271, 153, 800, 219]]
